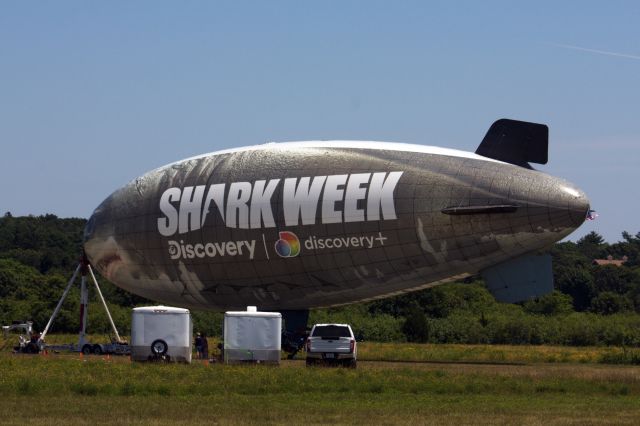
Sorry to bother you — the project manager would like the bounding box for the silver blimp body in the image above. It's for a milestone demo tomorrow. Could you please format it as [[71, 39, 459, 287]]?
[[84, 119, 589, 311]]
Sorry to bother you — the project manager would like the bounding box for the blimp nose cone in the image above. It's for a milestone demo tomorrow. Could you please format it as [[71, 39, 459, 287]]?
[[489, 168, 590, 242], [560, 184, 590, 228], [528, 176, 590, 233]]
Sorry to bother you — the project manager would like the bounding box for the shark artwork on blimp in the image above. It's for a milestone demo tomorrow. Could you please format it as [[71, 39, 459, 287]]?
[[84, 119, 590, 336]]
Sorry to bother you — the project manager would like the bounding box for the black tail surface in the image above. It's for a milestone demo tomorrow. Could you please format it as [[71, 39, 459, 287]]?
[[476, 119, 548, 168]]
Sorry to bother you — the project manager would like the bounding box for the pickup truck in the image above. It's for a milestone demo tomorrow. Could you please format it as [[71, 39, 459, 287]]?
[[305, 323, 357, 368]]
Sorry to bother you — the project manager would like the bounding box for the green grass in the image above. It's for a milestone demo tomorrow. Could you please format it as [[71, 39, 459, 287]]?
[[1, 393, 640, 425], [2, 354, 638, 398], [357, 342, 640, 364], [1, 352, 640, 424], [4, 334, 640, 365], [3, 336, 640, 423]]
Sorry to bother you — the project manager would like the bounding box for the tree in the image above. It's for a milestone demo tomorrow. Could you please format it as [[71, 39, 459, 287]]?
[[402, 307, 430, 342], [578, 231, 605, 245], [606, 231, 640, 267], [555, 267, 594, 311], [590, 292, 633, 315], [593, 265, 632, 294], [523, 291, 573, 315], [577, 231, 607, 260]]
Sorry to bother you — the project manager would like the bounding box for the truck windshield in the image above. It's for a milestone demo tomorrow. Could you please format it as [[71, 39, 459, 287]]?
[[312, 325, 351, 338]]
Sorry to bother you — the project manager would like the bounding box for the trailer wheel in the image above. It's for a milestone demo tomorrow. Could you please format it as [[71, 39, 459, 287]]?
[[82, 344, 93, 355], [93, 345, 103, 355], [151, 339, 168, 356]]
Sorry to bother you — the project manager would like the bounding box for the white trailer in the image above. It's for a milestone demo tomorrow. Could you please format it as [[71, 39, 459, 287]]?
[[131, 306, 193, 363], [224, 306, 281, 364]]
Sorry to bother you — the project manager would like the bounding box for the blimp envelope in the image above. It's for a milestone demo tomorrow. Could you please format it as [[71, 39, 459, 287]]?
[[224, 307, 282, 363], [84, 119, 590, 313]]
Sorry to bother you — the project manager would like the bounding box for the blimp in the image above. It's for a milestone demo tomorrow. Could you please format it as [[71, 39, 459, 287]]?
[[84, 119, 589, 334]]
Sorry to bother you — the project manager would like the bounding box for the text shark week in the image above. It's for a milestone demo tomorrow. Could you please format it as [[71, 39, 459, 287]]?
[[157, 171, 404, 235]]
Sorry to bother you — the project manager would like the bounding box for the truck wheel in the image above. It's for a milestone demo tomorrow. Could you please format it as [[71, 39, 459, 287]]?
[[93, 345, 103, 355], [82, 344, 93, 355], [151, 339, 168, 356]]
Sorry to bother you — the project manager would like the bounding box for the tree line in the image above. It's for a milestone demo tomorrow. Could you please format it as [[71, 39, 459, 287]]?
[[1, 212, 639, 346]]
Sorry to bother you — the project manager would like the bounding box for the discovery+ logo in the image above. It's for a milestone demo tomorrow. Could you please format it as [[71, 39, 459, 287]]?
[[274, 231, 300, 258]]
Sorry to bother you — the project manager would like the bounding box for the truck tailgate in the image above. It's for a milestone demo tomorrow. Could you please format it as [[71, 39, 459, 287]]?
[[309, 337, 351, 352]]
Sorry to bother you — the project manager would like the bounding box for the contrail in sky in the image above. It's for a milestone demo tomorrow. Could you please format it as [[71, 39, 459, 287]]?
[[552, 43, 640, 61]]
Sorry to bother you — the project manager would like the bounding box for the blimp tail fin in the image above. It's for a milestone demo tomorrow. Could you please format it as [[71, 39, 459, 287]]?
[[481, 253, 554, 303], [476, 119, 548, 168]]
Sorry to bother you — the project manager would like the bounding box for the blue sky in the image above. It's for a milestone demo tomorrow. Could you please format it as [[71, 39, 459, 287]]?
[[1, 1, 638, 243]]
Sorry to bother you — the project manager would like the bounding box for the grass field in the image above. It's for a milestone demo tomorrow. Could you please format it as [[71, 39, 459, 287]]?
[[4, 334, 639, 364], [358, 342, 640, 364], [1, 337, 640, 424]]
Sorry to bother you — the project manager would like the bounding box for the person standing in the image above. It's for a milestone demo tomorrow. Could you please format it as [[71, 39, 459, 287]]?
[[201, 333, 209, 361], [194, 332, 203, 359]]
